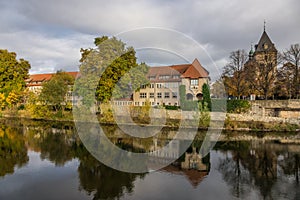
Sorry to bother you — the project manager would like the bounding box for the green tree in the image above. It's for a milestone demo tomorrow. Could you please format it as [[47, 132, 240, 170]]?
[[202, 83, 211, 111], [0, 49, 30, 109], [77, 36, 149, 104], [39, 71, 74, 114]]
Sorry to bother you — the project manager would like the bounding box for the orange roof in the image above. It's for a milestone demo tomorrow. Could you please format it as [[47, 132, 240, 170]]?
[[161, 164, 208, 187], [148, 59, 209, 81], [26, 71, 80, 86]]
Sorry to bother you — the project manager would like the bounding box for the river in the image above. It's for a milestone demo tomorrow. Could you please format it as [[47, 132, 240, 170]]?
[[0, 119, 299, 200]]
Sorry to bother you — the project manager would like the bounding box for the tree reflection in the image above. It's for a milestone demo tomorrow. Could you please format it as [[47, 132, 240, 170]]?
[[279, 152, 300, 184], [75, 144, 146, 200], [216, 141, 252, 198], [39, 132, 76, 166], [0, 125, 28, 177], [216, 141, 278, 199]]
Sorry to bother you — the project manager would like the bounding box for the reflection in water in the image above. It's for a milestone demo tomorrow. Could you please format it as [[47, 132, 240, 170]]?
[[216, 141, 300, 199], [0, 119, 300, 199], [76, 144, 146, 200], [0, 122, 28, 177]]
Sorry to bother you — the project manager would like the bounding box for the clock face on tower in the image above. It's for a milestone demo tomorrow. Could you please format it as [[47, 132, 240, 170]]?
[[263, 43, 268, 50]]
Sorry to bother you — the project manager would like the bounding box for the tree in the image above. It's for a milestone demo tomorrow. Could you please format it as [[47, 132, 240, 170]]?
[[282, 44, 300, 98], [77, 36, 149, 104], [202, 83, 211, 111], [275, 62, 294, 99], [244, 52, 277, 100], [222, 50, 248, 99], [0, 49, 30, 108], [39, 71, 74, 113]]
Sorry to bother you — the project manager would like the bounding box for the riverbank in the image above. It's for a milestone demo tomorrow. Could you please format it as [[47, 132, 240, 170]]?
[[1, 107, 300, 132]]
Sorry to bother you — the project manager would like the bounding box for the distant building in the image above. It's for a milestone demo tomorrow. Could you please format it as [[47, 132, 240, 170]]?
[[132, 58, 210, 107], [26, 71, 80, 104], [26, 72, 79, 93], [27, 58, 210, 107], [245, 25, 278, 99]]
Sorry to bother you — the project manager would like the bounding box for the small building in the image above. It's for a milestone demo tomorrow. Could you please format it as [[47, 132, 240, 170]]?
[[133, 58, 210, 106], [26, 71, 80, 105], [26, 72, 79, 93]]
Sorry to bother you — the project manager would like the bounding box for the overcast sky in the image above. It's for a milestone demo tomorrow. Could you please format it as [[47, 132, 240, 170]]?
[[1, 0, 299, 80]]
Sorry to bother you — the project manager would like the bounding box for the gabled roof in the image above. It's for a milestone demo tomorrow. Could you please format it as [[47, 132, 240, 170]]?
[[162, 165, 208, 188], [255, 31, 277, 52], [147, 58, 209, 82]]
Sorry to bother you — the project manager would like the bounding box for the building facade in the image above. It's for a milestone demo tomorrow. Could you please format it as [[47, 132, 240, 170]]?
[[132, 58, 210, 106], [245, 26, 278, 99]]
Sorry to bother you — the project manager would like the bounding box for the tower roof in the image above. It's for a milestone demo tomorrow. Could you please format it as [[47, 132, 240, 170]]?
[[255, 30, 277, 52]]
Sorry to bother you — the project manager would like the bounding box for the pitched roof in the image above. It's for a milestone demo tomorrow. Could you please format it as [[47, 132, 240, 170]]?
[[26, 71, 79, 86], [255, 31, 277, 52], [162, 165, 208, 188], [148, 58, 209, 82]]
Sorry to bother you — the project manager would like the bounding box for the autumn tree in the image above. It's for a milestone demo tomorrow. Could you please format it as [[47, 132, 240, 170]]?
[[39, 71, 74, 113], [281, 44, 300, 98], [0, 49, 30, 109], [275, 62, 294, 99], [244, 51, 278, 100], [76, 36, 149, 105], [222, 50, 248, 99]]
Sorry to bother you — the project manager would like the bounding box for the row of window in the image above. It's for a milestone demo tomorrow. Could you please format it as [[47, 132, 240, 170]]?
[[135, 102, 178, 106], [139, 92, 178, 99], [141, 82, 180, 89], [148, 75, 180, 80]]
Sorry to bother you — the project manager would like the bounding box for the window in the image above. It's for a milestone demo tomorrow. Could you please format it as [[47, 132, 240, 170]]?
[[149, 93, 154, 98], [140, 93, 147, 98], [190, 79, 199, 86], [157, 83, 162, 88], [140, 84, 147, 89], [150, 83, 155, 88], [157, 92, 162, 98], [173, 75, 180, 79], [164, 92, 170, 98], [149, 76, 156, 80], [159, 75, 170, 80], [172, 92, 177, 98]]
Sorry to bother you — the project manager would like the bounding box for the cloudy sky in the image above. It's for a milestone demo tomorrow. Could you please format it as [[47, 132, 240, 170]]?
[[1, 0, 299, 80]]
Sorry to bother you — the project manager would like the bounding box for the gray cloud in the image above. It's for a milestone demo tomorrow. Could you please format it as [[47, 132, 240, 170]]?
[[0, 0, 299, 80]]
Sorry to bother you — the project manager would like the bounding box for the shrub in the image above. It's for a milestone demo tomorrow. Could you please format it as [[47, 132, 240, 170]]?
[[227, 100, 250, 113]]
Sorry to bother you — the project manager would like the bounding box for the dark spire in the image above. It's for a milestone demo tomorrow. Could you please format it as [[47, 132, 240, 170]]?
[[254, 25, 277, 52], [249, 43, 254, 60]]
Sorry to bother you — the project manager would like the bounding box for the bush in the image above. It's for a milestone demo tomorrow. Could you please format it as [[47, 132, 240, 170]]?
[[164, 105, 179, 110], [227, 100, 251, 113]]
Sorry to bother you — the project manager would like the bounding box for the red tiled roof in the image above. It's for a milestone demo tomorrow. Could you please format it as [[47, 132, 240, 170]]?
[[148, 59, 209, 81], [26, 71, 80, 86]]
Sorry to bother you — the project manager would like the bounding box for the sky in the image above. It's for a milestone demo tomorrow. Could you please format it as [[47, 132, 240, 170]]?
[[0, 0, 299, 81]]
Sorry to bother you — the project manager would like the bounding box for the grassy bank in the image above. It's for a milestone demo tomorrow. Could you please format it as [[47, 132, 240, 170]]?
[[1, 107, 299, 132]]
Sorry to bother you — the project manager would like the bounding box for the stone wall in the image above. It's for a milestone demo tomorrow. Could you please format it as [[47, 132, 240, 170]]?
[[249, 100, 300, 119]]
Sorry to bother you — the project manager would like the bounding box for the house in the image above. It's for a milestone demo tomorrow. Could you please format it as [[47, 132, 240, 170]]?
[[26, 72, 79, 93], [26, 71, 80, 104], [132, 58, 210, 107]]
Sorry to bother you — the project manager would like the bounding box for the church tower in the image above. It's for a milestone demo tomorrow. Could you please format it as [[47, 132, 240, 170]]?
[[252, 22, 277, 66], [244, 22, 278, 99]]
